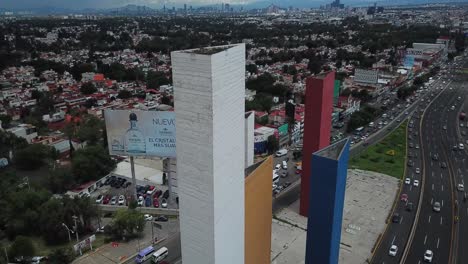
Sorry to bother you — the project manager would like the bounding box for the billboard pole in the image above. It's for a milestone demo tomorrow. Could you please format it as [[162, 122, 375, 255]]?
[[130, 156, 137, 200]]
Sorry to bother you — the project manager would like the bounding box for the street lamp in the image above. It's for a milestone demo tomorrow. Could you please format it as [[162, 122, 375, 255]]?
[[72, 215, 79, 242], [61, 223, 74, 242]]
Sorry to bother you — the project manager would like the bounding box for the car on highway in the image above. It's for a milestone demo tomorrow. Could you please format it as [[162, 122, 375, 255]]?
[[96, 195, 103, 204], [441, 162, 447, 168], [453, 145, 458, 151], [389, 245, 398, 257], [424, 250, 433, 262], [409, 143, 414, 148], [459, 143, 464, 150], [407, 160, 413, 167], [405, 178, 411, 185], [433, 202, 441, 212], [432, 154, 439, 160], [144, 214, 153, 221], [413, 180, 419, 187], [415, 144, 420, 149], [458, 183, 464, 192], [406, 202, 414, 212], [443, 125, 447, 130], [415, 168, 420, 174], [154, 215, 168, 222], [392, 213, 401, 223], [401, 194, 408, 202]]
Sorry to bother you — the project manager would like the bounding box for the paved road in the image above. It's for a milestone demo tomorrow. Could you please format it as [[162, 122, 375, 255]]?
[[127, 232, 181, 264], [370, 75, 448, 264], [403, 80, 460, 264]]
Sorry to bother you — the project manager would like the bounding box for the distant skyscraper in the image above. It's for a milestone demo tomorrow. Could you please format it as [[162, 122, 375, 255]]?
[[172, 44, 246, 264], [299, 71, 335, 216], [184, 3, 187, 13], [305, 138, 350, 264]]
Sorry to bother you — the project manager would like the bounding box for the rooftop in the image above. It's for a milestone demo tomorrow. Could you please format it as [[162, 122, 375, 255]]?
[[314, 137, 349, 160]]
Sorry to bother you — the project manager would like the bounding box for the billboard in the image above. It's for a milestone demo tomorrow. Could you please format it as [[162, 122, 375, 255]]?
[[104, 110, 176, 157]]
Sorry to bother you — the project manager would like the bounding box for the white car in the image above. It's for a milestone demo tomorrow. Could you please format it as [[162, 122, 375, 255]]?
[[458, 183, 464, 192], [95, 195, 103, 204], [275, 164, 281, 170], [433, 202, 441, 212], [137, 196, 144, 206], [405, 178, 411, 185], [31, 256, 46, 264], [415, 168, 420, 174], [118, 195, 125, 206], [413, 180, 419, 187], [424, 250, 433, 262], [144, 214, 153, 221], [389, 245, 398, 257], [161, 198, 168, 208]]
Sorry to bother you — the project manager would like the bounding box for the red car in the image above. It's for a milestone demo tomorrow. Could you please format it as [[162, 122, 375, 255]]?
[[400, 193, 408, 202], [153, 198, 160, 208], [154, 190, 162, 198], [103, 195, 111, 204]]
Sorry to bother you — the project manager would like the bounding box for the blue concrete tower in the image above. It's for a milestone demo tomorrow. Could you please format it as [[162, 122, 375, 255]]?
[[305, 138, 350, 264]]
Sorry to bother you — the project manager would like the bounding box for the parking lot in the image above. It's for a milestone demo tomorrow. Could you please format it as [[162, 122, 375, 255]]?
[[91, 175, 174, 210]]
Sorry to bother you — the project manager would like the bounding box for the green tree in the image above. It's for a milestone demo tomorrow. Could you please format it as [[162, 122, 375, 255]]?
[[48, 248, 75, 264], [0, 114, 12, 128], [117, 90, 133, 99], [107, 209, 145, 240], [72, 145, 116, 183], [47, 167, 74, 194], [76, 115, 104, 145], [146, 71, 170, 89], [14, 144, 57, 170], [266, 135, 279, 154], [8, 236, 35, 260], [246, 64, 257, 74], [80, 82, 97, 95]]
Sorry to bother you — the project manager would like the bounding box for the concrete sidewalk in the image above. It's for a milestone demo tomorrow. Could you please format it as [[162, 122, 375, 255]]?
[[72, 219, 178, 264], [271, 169, 399, 264]]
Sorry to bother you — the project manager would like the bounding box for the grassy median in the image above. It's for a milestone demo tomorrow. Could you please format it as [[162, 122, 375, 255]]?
[[349, 120, 408, 179]]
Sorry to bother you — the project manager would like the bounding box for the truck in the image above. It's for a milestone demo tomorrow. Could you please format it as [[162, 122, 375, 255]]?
[[460, 112, 466, 121]]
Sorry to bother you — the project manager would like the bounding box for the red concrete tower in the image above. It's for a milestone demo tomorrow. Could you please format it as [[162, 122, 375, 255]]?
[[299, 71, 335, 216]]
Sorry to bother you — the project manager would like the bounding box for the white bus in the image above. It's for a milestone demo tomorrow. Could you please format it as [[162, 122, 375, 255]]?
[[151, 247, 169, 263]]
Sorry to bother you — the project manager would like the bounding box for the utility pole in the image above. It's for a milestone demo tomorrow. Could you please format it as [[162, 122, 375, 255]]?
[[72, 215, 79, 242], [151, 221, 154, 244], [130, 156, 137, 200], [4, 247, 8, 263]]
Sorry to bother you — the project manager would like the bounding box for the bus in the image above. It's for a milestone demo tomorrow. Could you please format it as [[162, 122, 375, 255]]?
[[152, 247, 169, 263], [135, 246, 155, 263]]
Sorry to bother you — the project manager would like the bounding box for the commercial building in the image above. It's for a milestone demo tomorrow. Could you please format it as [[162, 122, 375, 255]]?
[[172, 44, 246, 264], [245, 156, 273, 264], [305, 138, 350, 264], [299, 71, 335, 216]]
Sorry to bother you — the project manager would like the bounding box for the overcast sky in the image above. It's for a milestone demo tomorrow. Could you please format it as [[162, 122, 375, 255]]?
[[0, 0, 269, 9]]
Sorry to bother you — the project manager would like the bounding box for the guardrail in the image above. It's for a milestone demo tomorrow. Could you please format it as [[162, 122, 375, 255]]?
[[98, 205, 179, 216]]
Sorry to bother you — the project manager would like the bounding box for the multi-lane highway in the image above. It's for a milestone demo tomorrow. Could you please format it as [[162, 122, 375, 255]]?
[[373, 57, 468, 264], [371, 75, 447, 264]]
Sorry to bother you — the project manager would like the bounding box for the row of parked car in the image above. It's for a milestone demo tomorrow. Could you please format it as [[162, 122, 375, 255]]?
[[103, 175, 131, 189]]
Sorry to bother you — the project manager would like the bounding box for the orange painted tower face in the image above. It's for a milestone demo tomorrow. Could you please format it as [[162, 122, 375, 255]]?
[[299, 71, 335, 217], [245, 156, 273, 264]]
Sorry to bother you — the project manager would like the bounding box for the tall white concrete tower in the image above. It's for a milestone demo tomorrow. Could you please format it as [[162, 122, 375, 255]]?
[[171, 44, 246, 264]]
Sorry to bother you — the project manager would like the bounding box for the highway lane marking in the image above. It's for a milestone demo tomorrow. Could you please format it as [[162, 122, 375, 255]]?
[[432, 184, 434, 191], [432, 171, 434, 177], [429, 215, 431, 223], [424, 235, 427, 245], [467, 208, 468, 216], [442, 185, 444, 191], [440, 217, 443, 225], [431, 198, 433, 205], [400, 216, 404, 224], [441, 173, 443, 179], [437, 238, 440, 249], [391, 235, 396, 245], [410, 185, 413, 191], [442, 200, 444, 207]]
